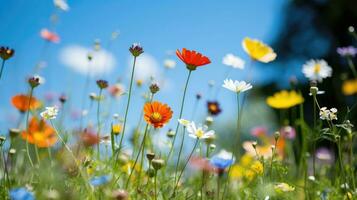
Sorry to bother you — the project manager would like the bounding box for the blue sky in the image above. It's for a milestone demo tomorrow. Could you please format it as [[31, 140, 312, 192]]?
[[0, 0, 287, 137]]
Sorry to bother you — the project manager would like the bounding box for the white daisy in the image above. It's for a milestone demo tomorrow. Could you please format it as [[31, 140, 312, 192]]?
[[178, 119, 191, 127], [222, 54, 245, 69], [302, 59, 332, 82], [222, 79, 252, 93], [319, 107, 337, 121], [186, 122, 215, 139], [40, 106, 59, 120]]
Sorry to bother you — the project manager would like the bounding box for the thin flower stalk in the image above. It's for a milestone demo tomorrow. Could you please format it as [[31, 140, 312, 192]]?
[[96, 88, 103, 159], [167, 70, 192, 161], [25, 88, 34, 167], [119, 56, 137, 152]]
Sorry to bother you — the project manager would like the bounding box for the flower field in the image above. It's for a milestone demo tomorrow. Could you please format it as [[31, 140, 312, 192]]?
[[0, 1, 357, 200]]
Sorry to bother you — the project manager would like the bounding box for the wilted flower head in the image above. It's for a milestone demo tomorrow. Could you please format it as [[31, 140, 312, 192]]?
[[163, 59, 176, 69], [40, 28, 60, 43], [0, 46, 15, 60], [40, 106, 59, 120], [222, 79, 252, 93], [337, 46, 357, 57], [152, 158, 165, 170], [59, 94, 67, 103], [319, 107, 337, 121], [176, 48, 211, 70], [187, 122, 215, 139], [222, 53, 245, 69], [129, 43, 144, 57], [89, 175, 111, 187], [9, 187, 35, 200], [302, 59, 332, 82], [242, 37, 276, 63], [207, 101, 222, 116], [210, 149, 235, 169]]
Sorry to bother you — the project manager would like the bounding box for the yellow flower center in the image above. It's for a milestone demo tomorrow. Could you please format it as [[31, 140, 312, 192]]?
[[209, 104, 217, 112], [150, 112, 162, 123], [313, 64, 321, 73], [196, 129, 204, 138]]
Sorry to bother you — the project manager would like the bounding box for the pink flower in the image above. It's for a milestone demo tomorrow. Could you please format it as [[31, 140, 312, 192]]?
[[40, 29, 60, 43], [250, 126, 267, 137], [280, 126, 296, 139]]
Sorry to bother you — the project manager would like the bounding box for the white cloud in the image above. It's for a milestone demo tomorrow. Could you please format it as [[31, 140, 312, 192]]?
[[60, 45, 116, 77], [128, 54, 161, 82]]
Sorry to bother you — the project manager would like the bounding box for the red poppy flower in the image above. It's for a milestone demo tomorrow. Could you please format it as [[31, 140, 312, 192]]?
[[176, 48, 211, 70]]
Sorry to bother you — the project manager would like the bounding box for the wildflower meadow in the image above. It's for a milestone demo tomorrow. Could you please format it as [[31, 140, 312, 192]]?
[[0, 1, 357, 199]]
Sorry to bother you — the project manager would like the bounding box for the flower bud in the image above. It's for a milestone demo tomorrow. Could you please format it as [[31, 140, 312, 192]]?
[[129, 43, 143, 57], [166, 129, 175, 138], [96, 80, 108, 89], [112, 124, 122, 135], [0, 46, 15, 60], [310, 86, 318, 96], [9, 128, 20, 138], [59, 94, 67, 104], [0, 136, 6, 145], [149, 83, 160, 94], [146, 152, 155, 161], [87, 53, 93, 61], [111, 189, 128, 200], [348, 26, 355, 33], [252, 141, 257, 149], [9, 148, 16, 155], [209, 144, 216, 151], [196, 93, 202, 100], [147, 168, 155, 178], [274, 131, 280, 141], [152, 159, 165, 171], [28, 75, 43, 88], [205, 116, 214, 126]]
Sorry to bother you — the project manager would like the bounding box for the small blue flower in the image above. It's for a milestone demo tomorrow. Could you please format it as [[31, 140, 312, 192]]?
[[210, 150, 235, 169], [9, 187, 35, 200], [89, 175, 111, 187]]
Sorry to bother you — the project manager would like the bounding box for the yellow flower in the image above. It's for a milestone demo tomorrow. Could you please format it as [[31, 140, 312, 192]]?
[[239, 153, 253, 167], [266, 90, 304, 109], [112, 124, 122, 135], [250, 161, 264, 175], [342, 79, 357, 95], [244, 169, 256, 181], [229, 164, 244, 180], [242, 37, 277, 63]]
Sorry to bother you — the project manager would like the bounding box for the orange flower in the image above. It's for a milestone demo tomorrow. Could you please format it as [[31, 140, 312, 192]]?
[[143, 101, 173, 128], [21, 117, 57, 148], [11, 94, 41, 113], [176, 48, 211, 70]]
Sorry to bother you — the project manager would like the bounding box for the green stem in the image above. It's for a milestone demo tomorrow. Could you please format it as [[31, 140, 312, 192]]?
[[174, 128, 186, 183], [337, 138, 348, 192], [50, 120, 93, 196], [96, 89, 103, 160], [154, 171, 158, 200], [119, 56, 137, 151], [312, 94, 317, 177], [0, 59, 5, 80], [347, 57, 357, 79], [167, 70, 192, 161], [349, 136, 356, 190], [110, 123, 115, 155], [173, 138, 199, 195], [221, 92, 240, 199], [25, 88, 34, 167], [217, 175, 221, 200], [125, 123, 149, 189]]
